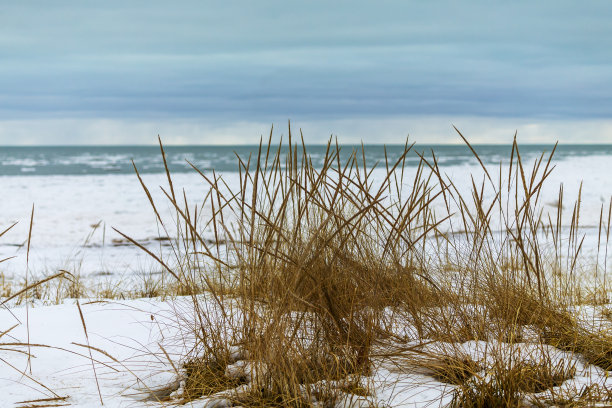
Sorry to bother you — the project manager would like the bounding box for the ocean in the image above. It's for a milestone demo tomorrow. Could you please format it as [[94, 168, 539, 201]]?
[[1, 144, 612, 176], [0, 144, 610, 285]]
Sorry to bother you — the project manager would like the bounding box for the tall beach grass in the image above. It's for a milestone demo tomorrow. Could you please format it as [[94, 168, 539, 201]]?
[[121, 126, 612, 407]]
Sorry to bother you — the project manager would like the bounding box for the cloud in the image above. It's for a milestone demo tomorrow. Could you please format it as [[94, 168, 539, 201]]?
[[0, 116, 610, 145], [2, 44, 611, 121], [0, 1, 611, 143]]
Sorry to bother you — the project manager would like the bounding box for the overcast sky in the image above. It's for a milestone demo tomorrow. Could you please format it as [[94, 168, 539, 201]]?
[[1, 1, 611, 144]]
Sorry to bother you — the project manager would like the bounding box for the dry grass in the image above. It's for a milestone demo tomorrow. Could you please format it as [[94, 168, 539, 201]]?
[[178, 357, 246, 403], [450, 357, 576, 408], [4, 126, 610, 406], [126, 130, 447, 406], [421, 354, 481, 385], [534, 383, 612, 407], [123, 128, 612, 407]]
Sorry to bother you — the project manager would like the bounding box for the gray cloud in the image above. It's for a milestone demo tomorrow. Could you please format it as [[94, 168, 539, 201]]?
[[0, 1, 611, 142], [1, 117, 611, 146]]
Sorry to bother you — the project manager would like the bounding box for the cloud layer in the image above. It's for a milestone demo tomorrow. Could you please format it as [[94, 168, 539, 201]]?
[[2, 117, 611, 146], [1, 1, 611, 143]]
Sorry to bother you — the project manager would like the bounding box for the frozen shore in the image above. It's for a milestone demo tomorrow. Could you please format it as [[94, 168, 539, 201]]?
[[1, 151, 611, 282]]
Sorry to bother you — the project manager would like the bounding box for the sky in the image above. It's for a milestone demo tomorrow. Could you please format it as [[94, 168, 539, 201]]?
[[1, 1, 611, 144]]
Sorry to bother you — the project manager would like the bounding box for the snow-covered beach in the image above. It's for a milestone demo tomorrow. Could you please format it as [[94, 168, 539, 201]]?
[[1, 145, 611, 281], [1, 144, 611, 407], [4, 1, 612, 405]]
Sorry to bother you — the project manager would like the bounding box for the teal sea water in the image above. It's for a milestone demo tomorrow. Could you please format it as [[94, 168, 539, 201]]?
[[1, 144, 611, 176]]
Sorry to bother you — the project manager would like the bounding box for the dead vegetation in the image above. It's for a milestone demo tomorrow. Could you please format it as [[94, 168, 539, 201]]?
[[450, 356, 576, 408], [123, 127, 612, 407], [2, 126, 610, 407]]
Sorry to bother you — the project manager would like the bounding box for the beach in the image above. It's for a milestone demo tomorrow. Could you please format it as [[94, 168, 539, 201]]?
[[1, 144, 610, 282], [0, 143, 611, 407]]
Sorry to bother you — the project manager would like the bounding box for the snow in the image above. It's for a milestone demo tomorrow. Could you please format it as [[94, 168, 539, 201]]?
[[0, 150, 611, 406], [2, 297, 611, 407], [0, 299, 180, 407], [1, 152, 611, 282]]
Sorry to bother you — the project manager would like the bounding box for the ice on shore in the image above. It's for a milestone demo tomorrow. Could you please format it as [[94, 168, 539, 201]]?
[[1, 152, 610, 282]]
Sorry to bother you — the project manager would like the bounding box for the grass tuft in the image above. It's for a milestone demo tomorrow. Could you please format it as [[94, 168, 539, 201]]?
[[121, 126, 612, 407]]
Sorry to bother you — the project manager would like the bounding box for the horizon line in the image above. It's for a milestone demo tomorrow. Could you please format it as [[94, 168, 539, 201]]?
[[2, 142, 611, 148]]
